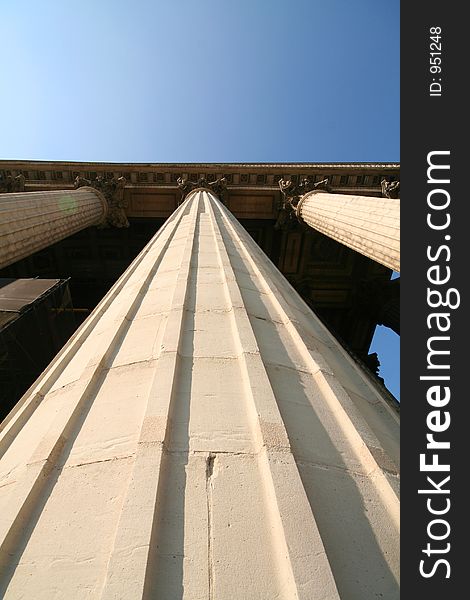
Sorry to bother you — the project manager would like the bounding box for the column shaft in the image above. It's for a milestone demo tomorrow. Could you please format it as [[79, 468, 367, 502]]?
[[0, 191, 399, 599], [0, 187, 107, 269], [298, 191, 400, 271]]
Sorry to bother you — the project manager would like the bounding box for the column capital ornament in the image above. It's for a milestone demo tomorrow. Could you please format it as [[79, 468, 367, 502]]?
[[74, 175, 129, 227], [0, 173, 26, 193], [177, 175, 227, 204], [275, 177, 330, 229], [381, 178, 400, 199]]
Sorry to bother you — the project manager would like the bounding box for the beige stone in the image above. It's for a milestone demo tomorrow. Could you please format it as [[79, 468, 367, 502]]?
[[0, 187, 107, 269], [0, 190, 399, 599], [298, 190, 400, 271]]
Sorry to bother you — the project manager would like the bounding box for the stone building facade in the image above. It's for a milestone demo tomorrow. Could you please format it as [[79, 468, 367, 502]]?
[[0, 162, 399, 599]]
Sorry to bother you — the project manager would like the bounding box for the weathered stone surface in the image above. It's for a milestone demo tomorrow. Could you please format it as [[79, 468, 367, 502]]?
[[297, 190, 400, 272], [0, 187, 107, 269], [0, 190, 399, 599]]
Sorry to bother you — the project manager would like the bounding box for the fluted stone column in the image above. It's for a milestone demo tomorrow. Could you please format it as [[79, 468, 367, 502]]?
[[297, 191, 400, 272], [0, 187, 107, 270], [0, 190, 399, 599]]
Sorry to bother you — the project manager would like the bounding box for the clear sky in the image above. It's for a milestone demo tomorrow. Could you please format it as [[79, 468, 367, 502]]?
[[1, 0, 400, 395]]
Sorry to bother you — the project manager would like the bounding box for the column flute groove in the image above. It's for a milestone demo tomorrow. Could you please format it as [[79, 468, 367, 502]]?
[[204, 191, 340, 599], [0, 198, 191, 595]]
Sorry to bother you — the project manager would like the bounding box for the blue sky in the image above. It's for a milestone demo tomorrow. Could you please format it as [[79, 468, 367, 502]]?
[[1, 0, 400, 395]]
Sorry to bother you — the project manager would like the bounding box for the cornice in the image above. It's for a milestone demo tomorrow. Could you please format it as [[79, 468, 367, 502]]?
[[0, 160, 400, 170], [1, 161, 399, 197]]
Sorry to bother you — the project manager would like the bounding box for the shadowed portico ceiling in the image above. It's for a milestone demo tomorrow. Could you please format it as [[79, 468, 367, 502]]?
[[0, 161, 399, 363]]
